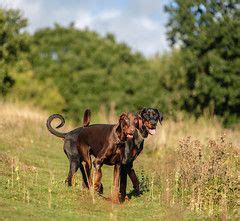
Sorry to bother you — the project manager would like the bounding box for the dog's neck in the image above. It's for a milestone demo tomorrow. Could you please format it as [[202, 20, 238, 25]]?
[[134, 129, 144, 145]]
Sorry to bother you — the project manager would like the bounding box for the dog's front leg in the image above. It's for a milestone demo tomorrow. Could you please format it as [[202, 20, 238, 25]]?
[[113, 164, 120, 203], [119, 164, 128, 202], [127, 167, 140, 195]]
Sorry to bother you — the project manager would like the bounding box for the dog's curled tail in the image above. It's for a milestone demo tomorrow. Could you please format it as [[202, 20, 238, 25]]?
[[83, 109, 91, 127], [46, 114, 67, 138]]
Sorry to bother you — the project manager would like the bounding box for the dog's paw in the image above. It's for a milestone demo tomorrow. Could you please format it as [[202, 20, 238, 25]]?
[[125, 195, 130, 202]]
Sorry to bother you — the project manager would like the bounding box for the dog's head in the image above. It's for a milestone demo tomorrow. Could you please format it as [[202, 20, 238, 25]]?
[[138, 108, 163, 137], [117, 112, 137, 141]]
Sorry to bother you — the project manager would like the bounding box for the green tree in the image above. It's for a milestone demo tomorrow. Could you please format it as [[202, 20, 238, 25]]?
[[165, 0, 240, 124], [0, 8, 29, 97], [30, 24, 164, 121], [149, 50, 188, 114]]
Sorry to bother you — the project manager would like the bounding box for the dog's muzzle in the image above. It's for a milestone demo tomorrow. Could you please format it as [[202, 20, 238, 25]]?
[[148, 120, 157, 135]]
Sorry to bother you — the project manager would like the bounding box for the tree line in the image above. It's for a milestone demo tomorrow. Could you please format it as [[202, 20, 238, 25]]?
[[0, 0, 239, 125]]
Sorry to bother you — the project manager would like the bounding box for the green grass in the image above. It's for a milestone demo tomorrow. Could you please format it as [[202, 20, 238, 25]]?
[[0, 139, 172, 221], [0, 106, 167, 221], [0, 103, 239, 220]]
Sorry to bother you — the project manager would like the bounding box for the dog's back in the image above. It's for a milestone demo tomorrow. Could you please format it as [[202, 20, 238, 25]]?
[[76, 124, 116, 156]]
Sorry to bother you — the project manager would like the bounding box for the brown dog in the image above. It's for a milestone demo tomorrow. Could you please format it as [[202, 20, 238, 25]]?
[[47, 112, 139, 201], [82, 108, 163, 201]]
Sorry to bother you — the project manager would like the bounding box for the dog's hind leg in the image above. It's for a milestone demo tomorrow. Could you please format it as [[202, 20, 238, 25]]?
[[94, 166, 103, 194], [79, 163, 89, 189], [81, 159, 92, 188], [67, 160, 78, 186], [64, 139, 80, 187], [79, 147, 93, 188]]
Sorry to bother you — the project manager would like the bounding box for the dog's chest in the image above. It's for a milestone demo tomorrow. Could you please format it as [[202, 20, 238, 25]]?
[[103, 143, 124, 165], [122, 130, 144, 164]]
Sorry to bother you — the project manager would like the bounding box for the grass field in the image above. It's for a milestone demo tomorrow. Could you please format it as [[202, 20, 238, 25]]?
[[0, 102, 239, 220]]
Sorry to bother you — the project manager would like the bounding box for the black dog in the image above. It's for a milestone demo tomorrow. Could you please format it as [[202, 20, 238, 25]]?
[[119, 108, 163, 200], [46, 110, 91, 187]]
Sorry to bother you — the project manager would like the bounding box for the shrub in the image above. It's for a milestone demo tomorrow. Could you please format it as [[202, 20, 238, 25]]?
[[176, 136, 239, 215]]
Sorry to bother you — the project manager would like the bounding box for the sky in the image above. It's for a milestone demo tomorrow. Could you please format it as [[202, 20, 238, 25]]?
[[0, 0, 170, 57]]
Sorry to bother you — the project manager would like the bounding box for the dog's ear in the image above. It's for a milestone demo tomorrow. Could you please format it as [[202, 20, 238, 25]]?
[[135, 114, 143, 130], [154, 109, 163, 125], [116, 113, 128, 138], [140, 107, 147, 118], [119, 112, 128, 126]]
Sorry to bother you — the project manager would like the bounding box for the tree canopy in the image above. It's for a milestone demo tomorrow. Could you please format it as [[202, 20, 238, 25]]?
[[165, 0, 240, 124], [1, 2, 239, 126], [0, 8, 29, 96], [30, 24, 166, 121]]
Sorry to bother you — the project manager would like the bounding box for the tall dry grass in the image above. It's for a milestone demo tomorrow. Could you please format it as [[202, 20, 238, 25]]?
[[1, 102, 239, 219], [176, 136, 239, 215], [146, 115, 240, 151], [98, 106, 240, 218], [147, 117, 239, 218], [98, 105, 239, 149]]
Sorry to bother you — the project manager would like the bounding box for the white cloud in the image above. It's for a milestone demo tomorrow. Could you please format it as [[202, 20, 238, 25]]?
[[89, 12, 168, 56], [75, 9, 121, 29], [98, 9, 121, 20], [0, 0, 169, 56], [75, 10, 93, 29], [139, 17, 159, 31]]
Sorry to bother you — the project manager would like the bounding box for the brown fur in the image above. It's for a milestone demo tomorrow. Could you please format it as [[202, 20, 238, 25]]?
[[47, 112, 137, 202], [82, 108, 163, 202], [75, 112, 137, 202]]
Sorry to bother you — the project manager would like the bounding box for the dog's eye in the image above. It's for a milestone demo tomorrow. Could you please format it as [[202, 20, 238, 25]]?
[[143, 114, 150, 120]]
